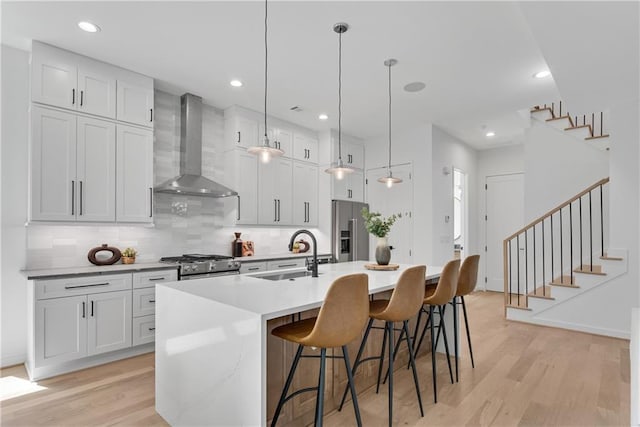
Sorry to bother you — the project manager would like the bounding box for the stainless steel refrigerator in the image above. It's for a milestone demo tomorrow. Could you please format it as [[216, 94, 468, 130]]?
[[331, 200, 369, 263]]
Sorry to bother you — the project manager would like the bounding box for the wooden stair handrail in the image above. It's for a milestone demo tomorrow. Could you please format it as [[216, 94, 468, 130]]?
[[503, 177, 609, 243]]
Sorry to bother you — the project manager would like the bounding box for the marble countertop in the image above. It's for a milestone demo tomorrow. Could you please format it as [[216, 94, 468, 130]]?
[[234, 252, 332, 262], [22, 262, 178, 280], [159, 261, 442, 321]]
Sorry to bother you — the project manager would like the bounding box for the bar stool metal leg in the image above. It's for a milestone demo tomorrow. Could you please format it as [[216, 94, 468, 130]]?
[[437, 305, 454, 384], [403, 320, 424, 416], [314, 348, 327, 427], [430, 305, 437, 403], [341, 345, 362, 427], [461, 296, 475, 368], [271, 344, 304, 427], [338, 319, 374, 411], [376, 325, 388, 394], [387, 321, 394, 427], [453, 297, 459, 383]]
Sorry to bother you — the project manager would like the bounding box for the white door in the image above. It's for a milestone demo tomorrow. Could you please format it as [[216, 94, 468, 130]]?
[[116, 125, 153, 222], [366, 164, 414, 264], [292, 163, 318, 226], [235, 149, 259, 225], [78, 64, 117, 118], [76, 117, 116, 222], [31, 49, 77, 109], [31, 106, 77, 221], [87, 290, 132, 356], [485, 174, 525, 292], [116, 79, 154, 127], [35, 296, 87, 366]]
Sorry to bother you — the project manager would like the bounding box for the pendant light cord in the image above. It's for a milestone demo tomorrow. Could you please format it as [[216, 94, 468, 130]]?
[[388, 63, 392, 171], [338, 30, 343, 161], [264, 0, 268, 142]]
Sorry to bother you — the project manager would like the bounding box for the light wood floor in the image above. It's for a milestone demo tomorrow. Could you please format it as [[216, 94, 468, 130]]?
[[1, 292, 629, 426]]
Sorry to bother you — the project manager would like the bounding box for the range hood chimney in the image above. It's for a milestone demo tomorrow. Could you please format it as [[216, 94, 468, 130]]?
[[155, 93, 238, 198]]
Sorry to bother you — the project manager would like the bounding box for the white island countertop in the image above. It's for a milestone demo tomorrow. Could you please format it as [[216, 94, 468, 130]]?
[[155, 261, 442, 426]]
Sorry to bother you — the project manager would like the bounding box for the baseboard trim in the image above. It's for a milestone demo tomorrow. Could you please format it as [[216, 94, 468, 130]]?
[[1, 353, 27, 369], [510, 317, 630, 340]]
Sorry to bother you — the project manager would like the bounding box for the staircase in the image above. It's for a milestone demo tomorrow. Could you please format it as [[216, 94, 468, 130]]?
[[531, 101, 611, 151], [503, 177, 628, 332]]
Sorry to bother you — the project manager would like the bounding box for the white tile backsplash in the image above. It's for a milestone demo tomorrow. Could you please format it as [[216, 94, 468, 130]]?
[[25, 90, 328, 269]]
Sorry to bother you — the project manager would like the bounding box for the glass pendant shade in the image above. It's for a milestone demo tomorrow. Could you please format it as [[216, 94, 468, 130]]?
[[247, 135, 284, 164], [325, 158, 354, 180], [378, 171, 403, 188]]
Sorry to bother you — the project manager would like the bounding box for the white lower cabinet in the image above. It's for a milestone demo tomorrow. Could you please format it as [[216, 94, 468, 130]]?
[[266, 258, 307, 271], [87, 290, 132, 356], [35, 295, 88, 366], [133, 315, 156, 346], [239, 261, 268, 274]]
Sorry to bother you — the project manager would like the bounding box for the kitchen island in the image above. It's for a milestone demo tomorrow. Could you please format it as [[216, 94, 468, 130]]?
[[155, 261, 442, 426]]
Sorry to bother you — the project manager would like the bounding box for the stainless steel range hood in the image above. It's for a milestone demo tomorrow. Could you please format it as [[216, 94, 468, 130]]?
[[155, 93, 238, 198]]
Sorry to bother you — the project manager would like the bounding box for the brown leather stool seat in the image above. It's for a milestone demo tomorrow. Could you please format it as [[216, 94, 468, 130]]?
[[338, 265, 427, 426], [270, 273, 369, 427], [413, 259, 460, 403]]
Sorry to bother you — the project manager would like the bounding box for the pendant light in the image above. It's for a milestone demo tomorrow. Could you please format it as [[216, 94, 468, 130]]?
[[378, 59, 403, 188], [247, 0, 284, 163], [325, 22, 355, 180]]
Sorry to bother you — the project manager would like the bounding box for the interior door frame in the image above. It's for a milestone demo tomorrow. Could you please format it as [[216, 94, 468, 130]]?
[[483, 172, 524, 292], [453, 167, 468, 260]]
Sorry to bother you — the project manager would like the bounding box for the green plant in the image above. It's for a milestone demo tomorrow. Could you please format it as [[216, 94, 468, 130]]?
[[122, 247, 137, 258], [361, 207, 401, 238]]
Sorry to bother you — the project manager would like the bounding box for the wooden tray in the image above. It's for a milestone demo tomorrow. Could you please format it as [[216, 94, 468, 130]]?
[[364, 263, 399, 271]]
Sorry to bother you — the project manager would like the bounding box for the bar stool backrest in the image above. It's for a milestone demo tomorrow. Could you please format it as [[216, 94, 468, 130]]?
[[304, 273, 369, 348], [456, 255, 480, 297], [380, 265, 427, 322], [424, 259, 460, 306]]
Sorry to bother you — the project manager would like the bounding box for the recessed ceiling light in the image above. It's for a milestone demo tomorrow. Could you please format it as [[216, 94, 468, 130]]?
[[77, 21, 100, 33], [318, 113, 329, 120], [404, 81, 426, 92], [230, 80, 243, 87], [533, 70, 551, 79], [486, 131, 496, 137]]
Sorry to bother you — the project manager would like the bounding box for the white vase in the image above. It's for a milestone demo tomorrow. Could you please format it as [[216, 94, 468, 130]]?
[[375, 236, 391, 265]]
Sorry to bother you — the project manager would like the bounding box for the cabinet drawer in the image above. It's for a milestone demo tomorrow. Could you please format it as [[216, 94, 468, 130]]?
[[133, 315, 155, 346], [132, 269, 177, 289], [266, 258, 307, 271], [133, 288, 156, 317], [240, 261, 268, 274], [36, 274, 132, 300]]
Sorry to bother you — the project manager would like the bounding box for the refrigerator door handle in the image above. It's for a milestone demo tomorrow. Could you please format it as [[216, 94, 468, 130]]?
[[348, 218, 356, 261], [353, 218, 358, 260]]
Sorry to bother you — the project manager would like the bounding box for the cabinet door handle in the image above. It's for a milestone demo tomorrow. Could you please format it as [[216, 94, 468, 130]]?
[[80, 90, 84, 107], [82, 301, 86, 318], [148, 277, 165, 281], [65, 282, 110, 290], [237, 195, 241, 221], [278, 263, 298, 268], [248, 267, 260, 271], [274, 199, 278, 222], [90, 300, 94, 317], [79, 181, 83, 216], [71, 181, 75, 216], [149, 299, 156, 303], [150, 108, 153, 122], [72, 88, 75, 105], [237, 131, 241, 143], [149, 188, 153, 218], [149, 327, 156, 331], [277, 199, 281, 222]]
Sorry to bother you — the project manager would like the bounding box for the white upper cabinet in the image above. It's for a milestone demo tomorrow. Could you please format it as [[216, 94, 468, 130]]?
[[31, 42, 153, 127], [116, 78, 154, 127], [293, 134, 319, 164], [259, 124, 292, 156], [116, 125, 154, 223], [331, 170, 364, 203], [76, 117, 116, 222], [331, 132, 365, 170], [224, 148, 258, 225], [31, 43, 77, 110], [77, 62, 116, 118], [292, 162, 318, 226], [225, 114, 259, 150], [258, 157, 293, 225], [31, 106, 77, 221]]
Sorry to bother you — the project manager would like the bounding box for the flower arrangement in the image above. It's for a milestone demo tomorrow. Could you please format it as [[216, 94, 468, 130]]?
[[361, 207, 401, 238]]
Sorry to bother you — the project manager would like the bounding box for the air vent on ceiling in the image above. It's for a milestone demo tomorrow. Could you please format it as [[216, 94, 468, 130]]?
[[290, 105, 303, 112]]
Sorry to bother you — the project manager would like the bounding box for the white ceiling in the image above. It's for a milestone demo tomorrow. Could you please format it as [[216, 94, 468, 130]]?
[[2, 1, 563, 149]]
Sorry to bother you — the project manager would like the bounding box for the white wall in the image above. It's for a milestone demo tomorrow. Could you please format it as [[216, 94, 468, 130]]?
[[524, 120, 609, 222], [431, 126, 478, 267], [365, 124, 433, 264], [1, 45, 29, 366], [476, 144, 525, 289]]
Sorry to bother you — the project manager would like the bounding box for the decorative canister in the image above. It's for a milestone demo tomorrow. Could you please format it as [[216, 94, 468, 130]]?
[[87, 244, 121, 266], [375, 237, 391, 266], [232, 232, 243, 257]]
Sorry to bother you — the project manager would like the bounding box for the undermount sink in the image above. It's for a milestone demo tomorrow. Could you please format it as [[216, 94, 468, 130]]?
[[253, 270, 321, 281]]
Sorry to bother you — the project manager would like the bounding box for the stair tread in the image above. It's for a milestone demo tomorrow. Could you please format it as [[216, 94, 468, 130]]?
[[601, 254, 623, 261], [506, 293, 530, 310], [527, 287, 554, 300], [546, 115, 574, 126], [574, 264, 606, 276], [585, 134, 610, 140], [565, 124, 593, 132]]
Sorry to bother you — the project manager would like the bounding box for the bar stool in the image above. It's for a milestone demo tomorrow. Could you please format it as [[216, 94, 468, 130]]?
[[338, 265, 427, 426], [413, 259, 460, 403], [270, 273, 369, 427], [454, 255, 480, 371]]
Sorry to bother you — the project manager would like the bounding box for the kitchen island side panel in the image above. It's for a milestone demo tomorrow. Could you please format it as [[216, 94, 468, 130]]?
[[155, 285, 263, 426]]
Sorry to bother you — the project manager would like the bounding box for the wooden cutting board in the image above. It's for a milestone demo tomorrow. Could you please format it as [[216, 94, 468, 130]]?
[[364, 263, 400, 271]]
